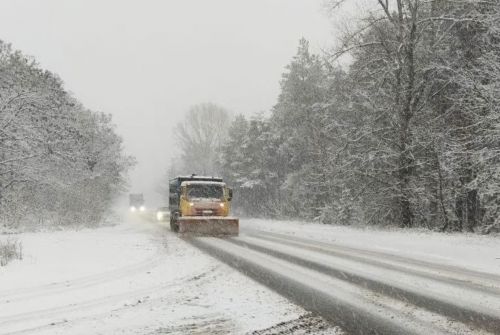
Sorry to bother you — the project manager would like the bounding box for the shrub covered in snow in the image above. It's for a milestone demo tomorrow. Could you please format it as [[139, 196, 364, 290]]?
[[0, 239, 22, 266]]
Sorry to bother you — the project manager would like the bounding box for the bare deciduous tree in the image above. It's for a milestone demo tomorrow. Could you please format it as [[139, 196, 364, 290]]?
[[174, 102, 232, 176]]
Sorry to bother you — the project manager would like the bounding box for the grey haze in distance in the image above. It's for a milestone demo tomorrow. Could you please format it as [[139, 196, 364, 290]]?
[[0, 0, 346, 206]]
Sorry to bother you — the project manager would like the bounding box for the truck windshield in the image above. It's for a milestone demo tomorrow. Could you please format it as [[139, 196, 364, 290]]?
[[187, 185, 223, 200]]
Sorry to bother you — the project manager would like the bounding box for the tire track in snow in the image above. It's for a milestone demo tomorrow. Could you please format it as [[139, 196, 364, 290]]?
[[246, 229, 500, 291], [189, 234, 500, 335], [0, 266, 219, 335], [0, 254, 165, 304], [243, 231, 500, 300], [232, 234, 500, 333]]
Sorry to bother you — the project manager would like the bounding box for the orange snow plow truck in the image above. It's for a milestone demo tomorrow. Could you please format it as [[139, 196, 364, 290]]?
[[168, 175, 239, 235]]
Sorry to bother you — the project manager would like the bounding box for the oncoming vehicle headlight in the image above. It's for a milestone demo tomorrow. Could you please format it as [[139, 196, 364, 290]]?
[[139, 206, 146, 212], [130, 206, 136, 212], [156, 212, 163, 220]]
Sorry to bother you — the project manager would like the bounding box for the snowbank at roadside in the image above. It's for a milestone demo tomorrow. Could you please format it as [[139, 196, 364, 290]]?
[[242, 219, 500, 276]]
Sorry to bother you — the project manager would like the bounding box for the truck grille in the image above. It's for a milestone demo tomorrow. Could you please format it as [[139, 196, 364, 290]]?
[[195, 209, 217, 216]]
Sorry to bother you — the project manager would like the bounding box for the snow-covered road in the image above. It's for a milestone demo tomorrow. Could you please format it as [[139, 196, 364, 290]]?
[[1, 216, 499, 334], [190, 220, 500, 335], [193, 232, 500, 334], [0, 216, 337, 335]]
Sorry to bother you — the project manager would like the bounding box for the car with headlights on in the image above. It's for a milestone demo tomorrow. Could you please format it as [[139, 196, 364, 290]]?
[[156, 207, 170, 221]]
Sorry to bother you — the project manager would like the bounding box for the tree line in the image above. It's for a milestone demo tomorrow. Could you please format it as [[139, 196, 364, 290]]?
[[169, 0, 500, 233], [0, 41, 134, 229]]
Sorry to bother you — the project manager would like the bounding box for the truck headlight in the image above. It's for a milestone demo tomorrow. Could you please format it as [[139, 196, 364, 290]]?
[[156, 212, 163, 220], [139, 206, 146, 212], [130, 206, 136, 212]]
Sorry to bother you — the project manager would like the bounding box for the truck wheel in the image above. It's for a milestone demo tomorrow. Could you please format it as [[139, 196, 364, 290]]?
[[170, 213, 179, 232]]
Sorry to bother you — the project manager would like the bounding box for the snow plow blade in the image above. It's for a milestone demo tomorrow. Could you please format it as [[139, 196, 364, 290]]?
[[178, 216, 239, 236]]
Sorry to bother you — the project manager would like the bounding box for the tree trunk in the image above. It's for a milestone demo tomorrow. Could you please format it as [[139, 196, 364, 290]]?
[[465, 188, 479, 232]]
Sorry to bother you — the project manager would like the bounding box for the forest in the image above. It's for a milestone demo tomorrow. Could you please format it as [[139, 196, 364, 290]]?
[[0, 41, 134, 229], [171, 1, 500, 233], [1, 0, 499, 234]]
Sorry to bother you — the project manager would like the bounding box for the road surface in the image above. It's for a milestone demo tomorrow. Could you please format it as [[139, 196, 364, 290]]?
[[1, 214, 499, 334], [0, 216, 335, 334], [189, 226, 500, 335]]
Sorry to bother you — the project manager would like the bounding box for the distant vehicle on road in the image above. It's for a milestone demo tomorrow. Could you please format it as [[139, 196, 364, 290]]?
[[129, 193, 145, 212], [156, 207, 169, 221]]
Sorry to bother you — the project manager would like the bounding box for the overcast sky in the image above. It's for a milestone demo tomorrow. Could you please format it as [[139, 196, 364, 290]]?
[[0, 0, 351, 205]]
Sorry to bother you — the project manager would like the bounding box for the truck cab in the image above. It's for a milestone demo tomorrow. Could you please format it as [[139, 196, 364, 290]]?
[[179, 181, 231, 217]]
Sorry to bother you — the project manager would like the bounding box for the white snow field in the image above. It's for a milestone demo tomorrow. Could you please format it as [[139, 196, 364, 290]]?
[[0, 216, 329, 335]]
